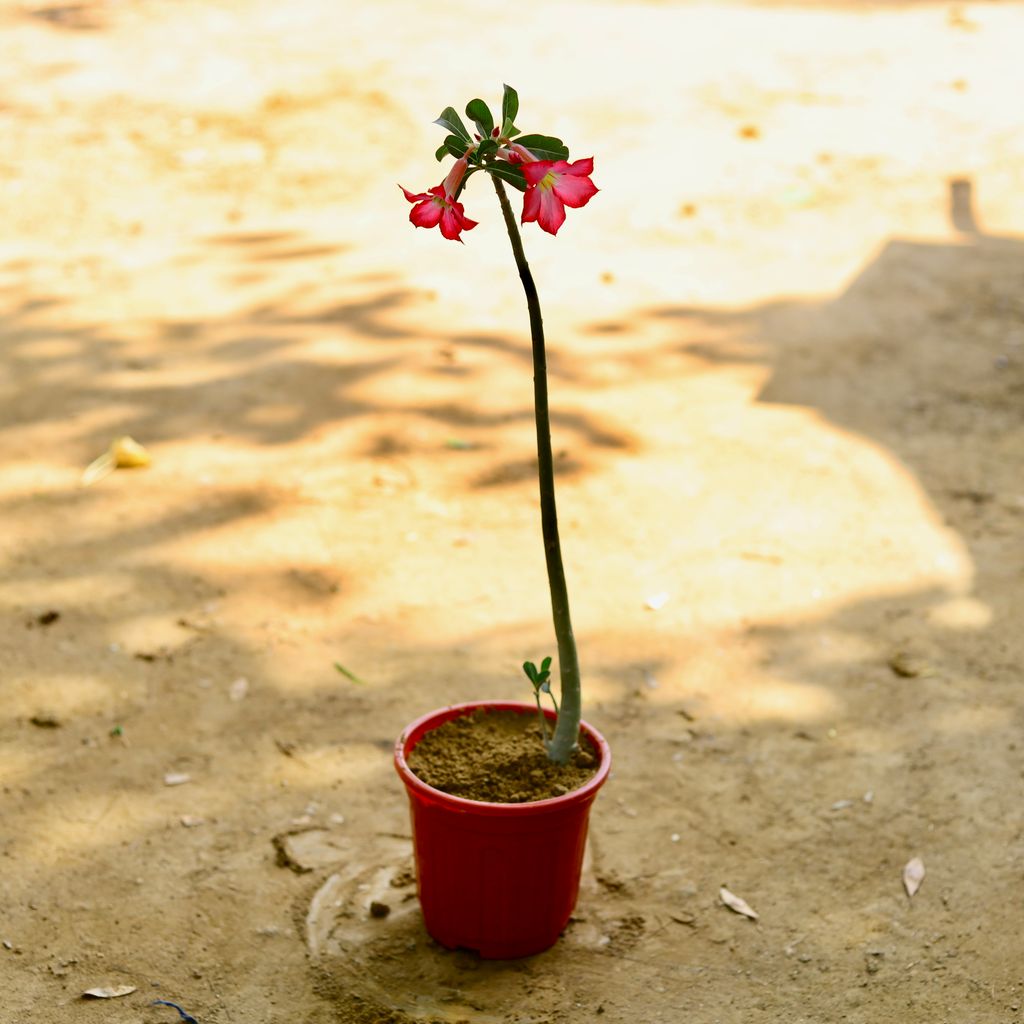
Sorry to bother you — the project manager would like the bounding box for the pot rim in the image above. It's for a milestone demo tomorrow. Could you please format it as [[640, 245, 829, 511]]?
[[394, 700, 611, 815]]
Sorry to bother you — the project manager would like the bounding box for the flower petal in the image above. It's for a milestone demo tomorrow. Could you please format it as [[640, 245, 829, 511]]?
[[522, 161, 554, 187], [400, 185, 431, 203], [552, 172, 598, 209], [565, 157, 594, 177], [536, 188, 566, 235], [521, 184, 541, 224], [457, 208, 478, 231], [438, 202, 478, 241], [409, 198, 443, 229]]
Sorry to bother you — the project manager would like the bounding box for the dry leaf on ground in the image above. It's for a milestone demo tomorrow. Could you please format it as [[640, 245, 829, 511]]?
[[81, 436, 151, 486], [82, 985, 137, 998], [903, 856, 925, 897], [720, 886, 759, 920]]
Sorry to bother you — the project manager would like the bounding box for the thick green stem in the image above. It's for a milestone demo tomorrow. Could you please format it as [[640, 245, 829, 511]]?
[[491, 174, 581, 763]]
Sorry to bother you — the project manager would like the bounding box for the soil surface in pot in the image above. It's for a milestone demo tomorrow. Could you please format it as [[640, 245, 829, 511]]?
[[407, 709, 598, 802]]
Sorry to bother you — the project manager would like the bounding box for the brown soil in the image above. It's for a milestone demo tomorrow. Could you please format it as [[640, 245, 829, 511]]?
[[406, 708, 598, 802], [4, 2, 1024, 1023]]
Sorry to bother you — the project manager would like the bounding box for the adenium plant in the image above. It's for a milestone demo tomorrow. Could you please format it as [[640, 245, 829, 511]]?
[[400, 86, 598, 763]]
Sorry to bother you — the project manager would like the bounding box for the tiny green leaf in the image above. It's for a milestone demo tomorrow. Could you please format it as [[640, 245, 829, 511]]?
[[501, 84, 519, 127], [334, 661, 367, 685], [485, 161, 527, 192], [512, 133, 570, 162], [503, 123, 521, 139], [541, 656, 552, 674], [434, 143, 449, 162], [465, 98, 494, 139], [434, 106, 472, 143]]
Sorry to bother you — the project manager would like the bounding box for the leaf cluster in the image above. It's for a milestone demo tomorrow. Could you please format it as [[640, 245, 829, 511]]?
[[431, 86, 570, 193]]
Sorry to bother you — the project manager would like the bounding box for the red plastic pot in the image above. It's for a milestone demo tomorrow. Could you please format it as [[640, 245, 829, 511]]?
[[394, 700, 611, 959]]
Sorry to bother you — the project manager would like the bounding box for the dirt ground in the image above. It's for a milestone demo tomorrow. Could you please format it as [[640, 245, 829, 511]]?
[[3, 0, 1024, 1021]]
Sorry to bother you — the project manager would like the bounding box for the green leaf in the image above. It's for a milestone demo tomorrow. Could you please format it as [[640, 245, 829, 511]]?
[[485, 161, 527, 192], [465, 98, 494, 138], [512, 133, 570, 162], [476, 138, 498, 160], [504, 124, 521, 138], [334, 661, 367, 685], [540, 656, 552, 674], [434, 143, 449, 162], [501, 84, 519, 127], [434, 106, 472, 142], [443, 135, 466, 159]]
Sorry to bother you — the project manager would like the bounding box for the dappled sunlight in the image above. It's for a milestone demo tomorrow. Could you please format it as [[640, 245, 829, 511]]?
[[928, 595, 993, 631], [270, 742, 391, 790], [3, 1, 1023, 1021], [690, 674, 842, 726], [6, 670, 116, 721]]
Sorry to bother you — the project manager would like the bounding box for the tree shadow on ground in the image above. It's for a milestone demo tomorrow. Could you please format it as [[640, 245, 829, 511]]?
[[4, 181, 1024, 1023], [0, 256, 632, 471]]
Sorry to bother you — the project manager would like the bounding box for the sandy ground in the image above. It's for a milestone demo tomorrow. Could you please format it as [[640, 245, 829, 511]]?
[[2, 0, 1024, 1021]]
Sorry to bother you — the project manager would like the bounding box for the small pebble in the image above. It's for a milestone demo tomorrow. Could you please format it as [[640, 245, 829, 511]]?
[[369, 901, 391, 919]]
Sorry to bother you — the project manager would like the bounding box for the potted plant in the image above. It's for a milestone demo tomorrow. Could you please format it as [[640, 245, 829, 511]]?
[[393, 86, 611, 959]]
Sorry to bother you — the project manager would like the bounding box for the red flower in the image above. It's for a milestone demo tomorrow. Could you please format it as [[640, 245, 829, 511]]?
[[400, 184, 478, 242], [521, 158, 598, 235], [399, 155, 477, 243]]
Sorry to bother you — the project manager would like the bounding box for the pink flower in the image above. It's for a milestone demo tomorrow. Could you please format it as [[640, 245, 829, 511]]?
[[521, 158, 598, 236], [400, 156, 477, 242]]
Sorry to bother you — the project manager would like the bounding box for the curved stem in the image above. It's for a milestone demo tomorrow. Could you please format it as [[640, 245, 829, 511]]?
[[491, 174, 581, 763]]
